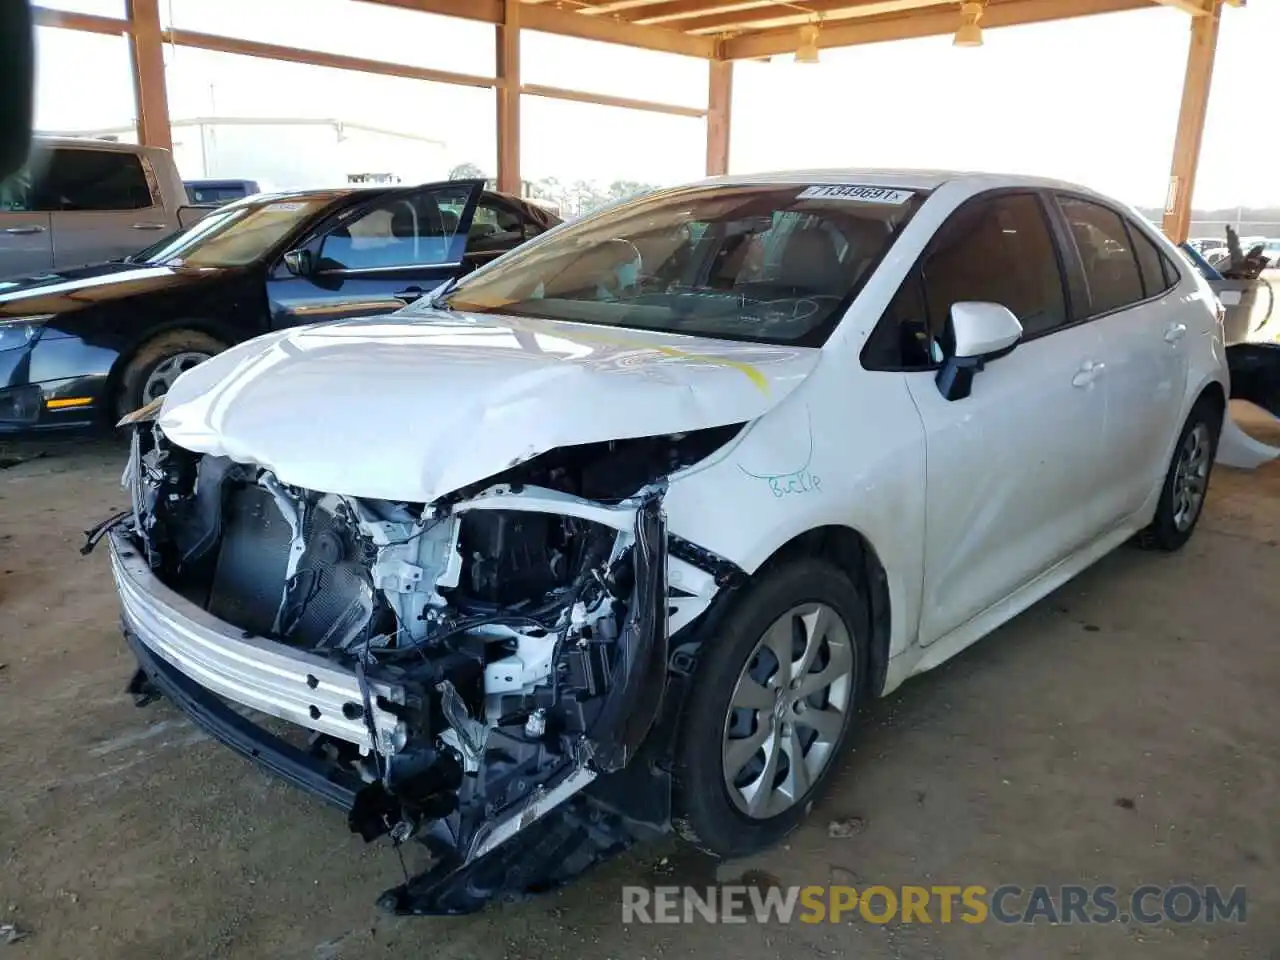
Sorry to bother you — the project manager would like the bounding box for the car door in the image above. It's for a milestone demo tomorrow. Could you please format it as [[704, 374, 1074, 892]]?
[[267, 180, 483, 328], [0, 165, 52, 277], [867, 192, 1109, 646], [1053, 195, 1190, 524], [37, 147, 170, 268]]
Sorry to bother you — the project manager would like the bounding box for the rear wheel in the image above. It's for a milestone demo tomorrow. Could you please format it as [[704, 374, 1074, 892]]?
[[116, 330, 227, 419], [1136, 398, 1221, 551], [673, 558, 867, 858]]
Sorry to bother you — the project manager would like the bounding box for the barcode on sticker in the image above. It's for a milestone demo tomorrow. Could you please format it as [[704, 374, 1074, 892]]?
[[797, 185, 914, 205], [265, 202, 308, 212]]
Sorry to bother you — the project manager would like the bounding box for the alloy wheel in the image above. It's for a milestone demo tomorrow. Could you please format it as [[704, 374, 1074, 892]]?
[[722, 602, 854, 819], [1172, 422, 1211, 532], [142, 351, 212, 404]]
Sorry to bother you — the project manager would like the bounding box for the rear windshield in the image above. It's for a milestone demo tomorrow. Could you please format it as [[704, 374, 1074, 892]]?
[[436, 183, 922, 346]]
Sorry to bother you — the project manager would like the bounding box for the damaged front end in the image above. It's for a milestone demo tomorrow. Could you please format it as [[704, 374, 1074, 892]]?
[[95, 421, 740, 914]]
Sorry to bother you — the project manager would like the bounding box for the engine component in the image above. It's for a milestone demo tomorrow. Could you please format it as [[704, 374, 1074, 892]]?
[[460, 510, 563, 606]]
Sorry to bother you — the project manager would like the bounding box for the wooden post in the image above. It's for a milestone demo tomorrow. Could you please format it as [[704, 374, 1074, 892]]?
[[126, 0, 172, 151], [496, 0, 521, 194], [1162, 1, 1222, 243], [706, 58, 732, 177]]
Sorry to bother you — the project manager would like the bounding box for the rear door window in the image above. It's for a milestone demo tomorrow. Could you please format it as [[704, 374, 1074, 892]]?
[[466, 198, 527, 254], [34, 148, 154, 211], [1057, 196, 1145, 315]]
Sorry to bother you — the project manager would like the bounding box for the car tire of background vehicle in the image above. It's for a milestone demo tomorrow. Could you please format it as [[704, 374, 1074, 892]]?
[[1135, 396, 1221, 552], [672, 557, 868, 859], [116, 330, 228, 419]]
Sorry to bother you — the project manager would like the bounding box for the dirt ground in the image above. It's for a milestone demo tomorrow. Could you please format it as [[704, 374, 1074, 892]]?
[[2, 406, 1279, 960]]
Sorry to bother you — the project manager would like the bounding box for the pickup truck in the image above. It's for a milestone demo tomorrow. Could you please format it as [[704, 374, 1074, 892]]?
[[0, 137, 194, 279]]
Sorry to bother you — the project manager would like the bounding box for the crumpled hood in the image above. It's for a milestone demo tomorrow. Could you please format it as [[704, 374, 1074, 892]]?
[[156, 311, 821, 501]]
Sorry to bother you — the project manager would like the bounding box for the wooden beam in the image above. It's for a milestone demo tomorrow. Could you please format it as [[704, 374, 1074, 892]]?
[[519, 3, 716, 57], [125, 0, 172, 151], [627, 1, 777, 24], [723, 0, 1150, 59], [356, 0, 501, 23], [1151, 0, 1213, 14], [705, 58, 732, 176], [1162, 0, 1222, 242], [31, 5, 129, 34], [161, 28, 498, 88], [578, 0, 688, 13], [522, 83, 706, 117], [681, 0, 948, 34], [497, 0, 520, 193]]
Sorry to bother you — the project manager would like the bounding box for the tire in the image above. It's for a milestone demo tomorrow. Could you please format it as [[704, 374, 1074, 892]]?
[[673, 558, 869, 859], [116, 330, 228, 419], [1136, 397, 1221, 552]]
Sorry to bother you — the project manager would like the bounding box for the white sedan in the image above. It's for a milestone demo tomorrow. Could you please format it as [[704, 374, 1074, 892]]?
[[102, 169, 1241, 914]]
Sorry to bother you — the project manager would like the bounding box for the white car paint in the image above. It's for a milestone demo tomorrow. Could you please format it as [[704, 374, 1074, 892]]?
[[154, 168, 1250, 702], [156, 313, 820, 502]]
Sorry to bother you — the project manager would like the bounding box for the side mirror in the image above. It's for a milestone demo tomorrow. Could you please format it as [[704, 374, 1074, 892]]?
[[282, 248, 313, 277], [936, 302, 1023, 402]]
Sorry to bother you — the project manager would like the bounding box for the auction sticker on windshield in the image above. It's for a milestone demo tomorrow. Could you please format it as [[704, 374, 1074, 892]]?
[[797, 185, 914, 204]]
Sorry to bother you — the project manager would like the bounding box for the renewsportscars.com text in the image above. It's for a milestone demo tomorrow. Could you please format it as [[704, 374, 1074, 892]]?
[[621, 884, 1247, 925]]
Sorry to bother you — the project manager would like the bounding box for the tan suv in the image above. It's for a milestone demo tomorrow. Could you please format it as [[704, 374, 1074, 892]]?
[[0, 137, 189, 279]]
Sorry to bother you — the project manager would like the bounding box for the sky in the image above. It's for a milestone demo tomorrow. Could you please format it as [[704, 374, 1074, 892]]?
[[30, 0, 1280, 210]]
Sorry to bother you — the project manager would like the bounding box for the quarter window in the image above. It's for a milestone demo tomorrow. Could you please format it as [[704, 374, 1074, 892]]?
[[863, 194, 1067, 369], [1058, 197, 1144, 315], [1128, 221, 1175, 298], [34, 148, 154, 211]]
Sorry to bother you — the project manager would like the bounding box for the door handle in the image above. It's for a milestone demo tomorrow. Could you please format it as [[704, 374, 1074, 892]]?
[[393, 286, 425, 304], [1164, 322, 1187, 344], [1072, 360, 1105, 388], [3, 225, 46, 235], [130, 222, 167, 230]]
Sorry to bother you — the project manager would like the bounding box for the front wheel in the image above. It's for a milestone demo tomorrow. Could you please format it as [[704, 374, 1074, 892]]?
[[116, 330, 228, 419], [673, 558, 868, 858], [1137, 398, 1221, 551]]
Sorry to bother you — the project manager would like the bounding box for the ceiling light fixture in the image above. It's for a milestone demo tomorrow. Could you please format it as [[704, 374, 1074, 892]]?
[[795, 22, 820, 63], [953, 1, 984, 47]]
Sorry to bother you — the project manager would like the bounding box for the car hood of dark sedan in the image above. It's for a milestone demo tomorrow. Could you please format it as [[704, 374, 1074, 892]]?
[[0, 262, 224, 319]]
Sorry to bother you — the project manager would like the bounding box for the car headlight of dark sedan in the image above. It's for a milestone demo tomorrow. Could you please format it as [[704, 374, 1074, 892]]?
[[0, 315, 51, 352]]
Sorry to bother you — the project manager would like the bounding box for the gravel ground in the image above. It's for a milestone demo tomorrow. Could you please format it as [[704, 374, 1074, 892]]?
[[1, 405, 1278, 959]]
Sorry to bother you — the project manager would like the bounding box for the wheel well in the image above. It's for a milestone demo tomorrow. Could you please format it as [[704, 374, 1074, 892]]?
[[1198, 380, 1226, 422], [762, 525, 891, 700], [103, 321, 236, 420]]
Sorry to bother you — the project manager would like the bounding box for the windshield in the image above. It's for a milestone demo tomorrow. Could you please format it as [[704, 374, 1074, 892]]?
[[137, 197, 329, 267], [435, 183, 922, 346]]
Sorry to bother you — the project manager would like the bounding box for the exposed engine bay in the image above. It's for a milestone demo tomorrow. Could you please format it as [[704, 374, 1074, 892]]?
[[99, 421, 743, 914]]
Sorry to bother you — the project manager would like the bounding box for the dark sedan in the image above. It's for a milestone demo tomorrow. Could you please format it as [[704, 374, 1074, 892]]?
[[0, 179, 559, 432]]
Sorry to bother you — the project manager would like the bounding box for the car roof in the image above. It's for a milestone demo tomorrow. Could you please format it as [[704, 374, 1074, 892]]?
[[696, 167, 1116, 198]]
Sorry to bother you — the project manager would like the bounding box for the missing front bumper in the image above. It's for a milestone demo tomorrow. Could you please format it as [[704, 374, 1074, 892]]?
[[108, 526, 407, 754]]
